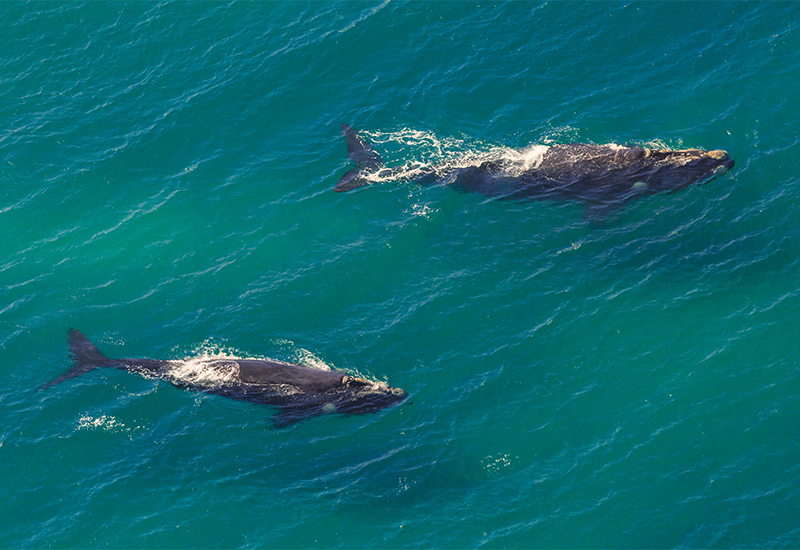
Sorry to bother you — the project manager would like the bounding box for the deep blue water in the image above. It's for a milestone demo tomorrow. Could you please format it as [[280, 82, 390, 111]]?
[[2, 2, 800, 548]]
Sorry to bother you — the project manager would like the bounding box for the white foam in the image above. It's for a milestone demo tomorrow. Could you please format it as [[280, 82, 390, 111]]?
[[291, 348, 333, 371], [77, 414, 129, 433], [359, 128, 551, 182], [503, 145, 549, 174], [163, 356, 241, 386]]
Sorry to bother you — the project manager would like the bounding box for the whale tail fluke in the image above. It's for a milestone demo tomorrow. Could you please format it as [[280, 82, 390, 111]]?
[[335, 124, 383, 192], [38, 329, 111, 391]]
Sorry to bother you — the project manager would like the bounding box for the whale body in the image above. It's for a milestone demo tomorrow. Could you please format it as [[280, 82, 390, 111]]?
[[335, 124, 734, 218], [40, 329, 407, 427]]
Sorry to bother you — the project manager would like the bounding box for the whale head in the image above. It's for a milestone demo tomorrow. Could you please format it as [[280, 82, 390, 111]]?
[[643, 148, 734, 194], [271, 375, 407, 427], [331, 376, 408, 415]]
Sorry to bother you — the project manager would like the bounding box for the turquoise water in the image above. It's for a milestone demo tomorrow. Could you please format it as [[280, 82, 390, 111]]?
[[2, 1, 800, 547]]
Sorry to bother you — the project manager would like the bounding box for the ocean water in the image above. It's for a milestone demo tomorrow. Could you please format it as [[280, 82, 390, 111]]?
[[2, 1, 800, 548]]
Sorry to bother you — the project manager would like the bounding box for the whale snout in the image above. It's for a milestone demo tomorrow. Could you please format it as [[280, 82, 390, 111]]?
[[371, 382, 407, 402], [707, 149, 734, 172], [337, 381, 408, 415], [705, 150, 735, 182], [390, 387, 407, 399], [685, 149, 734, 185]]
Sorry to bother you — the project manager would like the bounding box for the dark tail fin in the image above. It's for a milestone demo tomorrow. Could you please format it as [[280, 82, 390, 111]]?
[[38, 329, 111, 391], [335, 124, 383, 192]]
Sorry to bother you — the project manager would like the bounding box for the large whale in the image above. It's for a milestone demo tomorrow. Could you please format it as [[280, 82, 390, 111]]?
[[39, 329, 407, 427], [335, 124, 734, 218]]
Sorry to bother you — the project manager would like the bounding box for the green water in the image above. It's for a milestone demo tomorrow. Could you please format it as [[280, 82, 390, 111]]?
[[2, 1, 800, 548]]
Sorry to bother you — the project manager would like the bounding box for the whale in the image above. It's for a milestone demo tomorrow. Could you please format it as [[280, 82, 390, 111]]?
[[335, 124, 734, 218], [39, 329, 407, 427]]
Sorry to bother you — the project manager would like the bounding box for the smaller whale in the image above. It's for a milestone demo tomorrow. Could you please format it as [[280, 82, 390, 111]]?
[[335, 125, 735, 219], [39, 329, 407, 427]]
